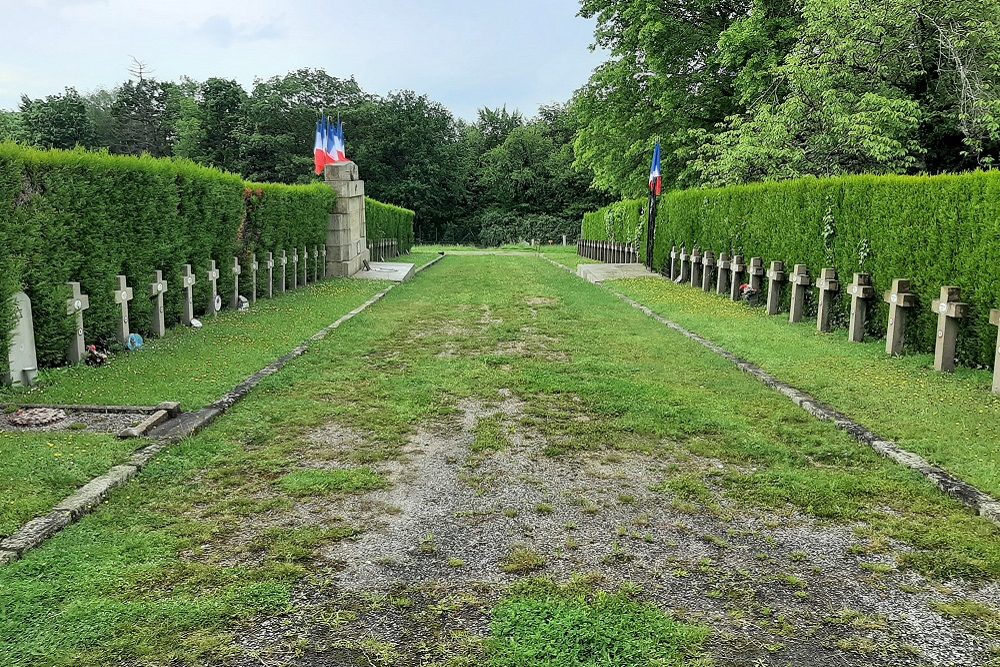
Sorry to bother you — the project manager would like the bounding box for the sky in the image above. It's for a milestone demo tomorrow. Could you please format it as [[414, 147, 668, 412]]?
[[0, 0, 607, 120]]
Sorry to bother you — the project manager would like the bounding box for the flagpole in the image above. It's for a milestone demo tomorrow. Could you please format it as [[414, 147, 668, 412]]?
[[645, 140, 661, 271]]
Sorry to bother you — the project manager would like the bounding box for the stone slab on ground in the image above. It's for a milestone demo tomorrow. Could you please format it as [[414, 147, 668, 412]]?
[[577, 262, 659, 284], [353, 262, 416, 283]]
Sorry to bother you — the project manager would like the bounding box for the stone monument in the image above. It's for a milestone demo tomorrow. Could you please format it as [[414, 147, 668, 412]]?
[[701, 251, 715, 292], [324, 162, 370, 277], [716, 252, 731, 296], [5, 292, 38, 387], [815, 268, 839, 333], [846, 273, 874, 343], [788, 264, 811, 323], [729, 255, 746, 301], [883, 279, 915, 356], [765, 261, 785, 316], [931, 286, 967, 372]]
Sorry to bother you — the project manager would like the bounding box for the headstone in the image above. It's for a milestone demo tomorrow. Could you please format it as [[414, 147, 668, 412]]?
[[716, 252, 731, 296], [690, 248, 703, 288], [266, 252, 275, 297], [846, 273, 874, 343], [231, 257, 242, 309], [990, 310, 1000, 394], [113, 275, 134, 345], [669, 245, 679, 280], [748, 257, 765, 294], [320, 246, 327, 278], [788, 264, 811, 323], [729, 255, 746, 301], [5, 292, 38, 387], [679, 246, 691, 284], [930, 286, 968, 372], [702, 251, 716, 292], [815, 268, 839, 333], [66, 281, 90, 364], [250, 253, 258, 304], [291, 249, 299, 289], [181, 264, 197, 326], [279, 250, 287, 293], [765, 261, 785, 316], [562, 234, 567, 246], [313, 247, 319, 283], [302, 246, 309, 285], [206, 260, 220, 317], [883, 279, 915, 356], [148, 270, 168, 338]]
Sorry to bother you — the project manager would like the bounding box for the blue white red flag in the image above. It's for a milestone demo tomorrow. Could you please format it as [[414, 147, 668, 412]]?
[[648, 142, 662, 196], [313, 117, 326, 174]]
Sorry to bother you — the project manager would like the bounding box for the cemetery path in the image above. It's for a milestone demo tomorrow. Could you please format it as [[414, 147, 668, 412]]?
[[3, 252, 1000, 667]]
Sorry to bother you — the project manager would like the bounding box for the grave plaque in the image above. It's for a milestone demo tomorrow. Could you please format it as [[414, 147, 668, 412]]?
[[765, 261, 786, 316], [266, 252, 275, 298], [690, 248, 703, 288], [748, 257, 765, 294], [231, 257, 242, 310], [280, 250, 288, 293], [206, 260, 220, 317], [148, 270, 168, 338], [883, 279, 916, 356], [5, 292, 38, 387], [679, 246, 691, 284], [716, 252, 731, 296], [701, 251, 716, 292], [815, 268, 839, 333], [930, 286, 968, 372], [66, 281, 90, 364], [990, 309, 1000, 394], [181, 264, 197, 326], [113, 275, 134, 345], [729, 255, 746, 301], [250, 253, 258, 304], [669, 245, 679, 280], [788, 264, 811, 323], [846, 273, 874, 343], [291, 249, 299, 289]]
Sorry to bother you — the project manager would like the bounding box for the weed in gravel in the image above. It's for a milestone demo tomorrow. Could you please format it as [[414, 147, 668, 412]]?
[[502, 545, 547, 573]]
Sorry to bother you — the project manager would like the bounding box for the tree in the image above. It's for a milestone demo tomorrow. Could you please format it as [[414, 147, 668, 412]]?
[[110, 78, 179, 156], [18, 88, 96, 149], [0, 111, 20, 142]]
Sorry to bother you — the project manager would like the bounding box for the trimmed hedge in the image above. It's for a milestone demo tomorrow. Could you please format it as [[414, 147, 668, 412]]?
[[0, 143, 333, 366], [365, 199, 415, 253], [581, 199, 645, 248], [582, 172, 1000, 368]]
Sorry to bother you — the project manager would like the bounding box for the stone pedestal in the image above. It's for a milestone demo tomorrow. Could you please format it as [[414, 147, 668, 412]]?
[[325, 162, 370, 278]]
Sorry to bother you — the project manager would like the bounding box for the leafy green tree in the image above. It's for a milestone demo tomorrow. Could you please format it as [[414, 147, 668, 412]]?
[[18, 88, 96, 149], [0, 111, 20, 142], [110, 79, 180, 156]]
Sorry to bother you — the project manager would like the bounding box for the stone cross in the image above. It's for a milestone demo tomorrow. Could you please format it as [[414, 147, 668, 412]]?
[[266, 252, 275, 298], [669, 245, 679, 280], [231, 257, 242, 309], [765, 261, 785, 315], [312, 247, 319, 283], [679, 246, 691, 284], [815, 268, 839, 333], [990, 310, 1000, 394], [930, 286, 968, 372], [149, 270, 168, 338], [729, 255, 746, 301], [716, 252, 731, 296], [701, 251, 716, 292], [748, 257, 765, 294], [846, 273, 874, 343], [788, 264, 811, 323], [291, 249, 299, 289], [113, 275, 134, 345], [5, 292, 38, 387], [302, 246, 308, 285], [249, 253, 259, 304], [279, 250, 288, 293], [206, 260, 220, 317], [883, 279, 915, 356], [181, 264, 197, 325], [66, 281, 90, 364], [690, 248, 703, 288], [320, 246, 327, 278]]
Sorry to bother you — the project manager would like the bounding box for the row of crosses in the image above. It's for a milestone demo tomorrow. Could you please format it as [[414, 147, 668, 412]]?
[[65, 246, 327, 363]]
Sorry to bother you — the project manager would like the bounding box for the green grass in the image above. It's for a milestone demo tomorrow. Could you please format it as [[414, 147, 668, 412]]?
[[277, 468, 386, 496], [611, 277, 1000, 498], [486, 578, 711, 666], [0, 432, 137, 537]]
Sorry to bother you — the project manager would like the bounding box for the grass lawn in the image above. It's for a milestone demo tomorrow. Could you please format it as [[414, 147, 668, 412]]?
[[610, 277, 1000, 498], [2, 254, 997, 666]]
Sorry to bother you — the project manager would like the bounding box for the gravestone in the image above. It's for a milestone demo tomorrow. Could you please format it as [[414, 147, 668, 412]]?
[[266, 252, 275, 298], [206, 260, 220, 317], [701, 251, 716, 292], [669, 246, 679, 280], [320, 246, 327, 278], [716, 252, 731, 296], [990, 310, 1000, 394], [5, 292, 38, 387], [679, 246, 691, 284], [291, 249, 299, 289], [846, 273, 874, 343], [113, 275, 134, 345], [788, 264, 811, 323], [930, 286, 968, 372], [748, 257, 765, 294], [66, 282, 90, 364], [883, 279, 916, 356], [181, 264, 197, 326], [313, 247, 319, 283], [302, 246, 309, 285], [250, 253, 258, 304], [729, 255, 746, 301], [231, 257, 242, 310], [279, 250, 287, 293], [815, 268, 839, 333], [324, 161, 370, 277], [562, 234, 567, 246], [765, 261, 785, 316], [148, 270, 168, 338], [690, 248, 703, 288]]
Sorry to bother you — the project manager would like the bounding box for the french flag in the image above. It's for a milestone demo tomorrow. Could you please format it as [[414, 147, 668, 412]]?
[[313, 116, 327, 174], [649, 142, 662, 196]]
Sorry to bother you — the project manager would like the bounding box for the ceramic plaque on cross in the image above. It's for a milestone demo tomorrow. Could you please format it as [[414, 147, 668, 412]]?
[[66, 281, 90, 364], [149, 270, 169, 338], [930, 286, 968, 372], [207, 260, 220, 317], [765, 261, 786, 316], [815, 268, 839, 333], [788, 264, 811, 323], [883, 279, 916, 356], [701, 251, 716, 292], [114, 275, 134, 345], [181, 264, 197, 325], [846, 273, 875, 343], [231, 257, 242, 310]]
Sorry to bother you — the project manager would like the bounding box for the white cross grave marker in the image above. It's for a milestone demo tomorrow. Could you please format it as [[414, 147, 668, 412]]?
[[231, 256, 242, 310], [181, 264, 197, 326], [206, 260, 220, 317], [149, 270, 168, 338], [66, 281, 90, 364], [113, 275, 134, 345]]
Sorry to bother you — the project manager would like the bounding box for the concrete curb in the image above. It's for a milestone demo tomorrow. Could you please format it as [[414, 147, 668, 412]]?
[[544, 256, 1000, 528], [0, 254, 447, 567]]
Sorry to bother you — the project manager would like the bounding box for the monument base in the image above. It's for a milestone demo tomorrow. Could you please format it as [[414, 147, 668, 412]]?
[[353, 262, 415, 283]]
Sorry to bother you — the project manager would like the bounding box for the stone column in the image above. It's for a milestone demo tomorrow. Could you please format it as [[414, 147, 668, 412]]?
[[846, 273, 874, 343], [690, 248, 703, 288], [815, 268, 839, 333], [66, 282, 90, 364], [113, 275, 134, 345], [716, 253, 731, 296], [765, 261, 785, 316], [729, 255, 746, 301], [748, 257, 765, 294], [931, 286, 968, 372], [149, 270, 168, 338], [325, 162, 370, 277], [181, 265, 197, 325], [990, 310, 1000, 394], [883, 279, 915, 356], [701, 251, 716, 292], [788, 264, 811, 323]]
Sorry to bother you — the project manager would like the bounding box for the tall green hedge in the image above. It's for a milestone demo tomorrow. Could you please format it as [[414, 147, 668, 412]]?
[[581, 199, 645, 250], [622, 172, 1000, 367], [0, 143, 335, 366], [366, 198, 415, 253]]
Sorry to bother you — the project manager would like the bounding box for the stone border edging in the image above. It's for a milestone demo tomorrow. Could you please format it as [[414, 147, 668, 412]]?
[[543, 256, 1000, 528], [0, 254, 447, 567]]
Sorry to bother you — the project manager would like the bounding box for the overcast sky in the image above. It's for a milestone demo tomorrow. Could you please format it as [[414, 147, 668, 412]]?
[[0, 0, 606, 120]]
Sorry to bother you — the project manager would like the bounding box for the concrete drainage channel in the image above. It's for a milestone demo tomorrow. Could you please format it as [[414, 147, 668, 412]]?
[[0, 254, 446, 567], [544, 255, 1000, 529]]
